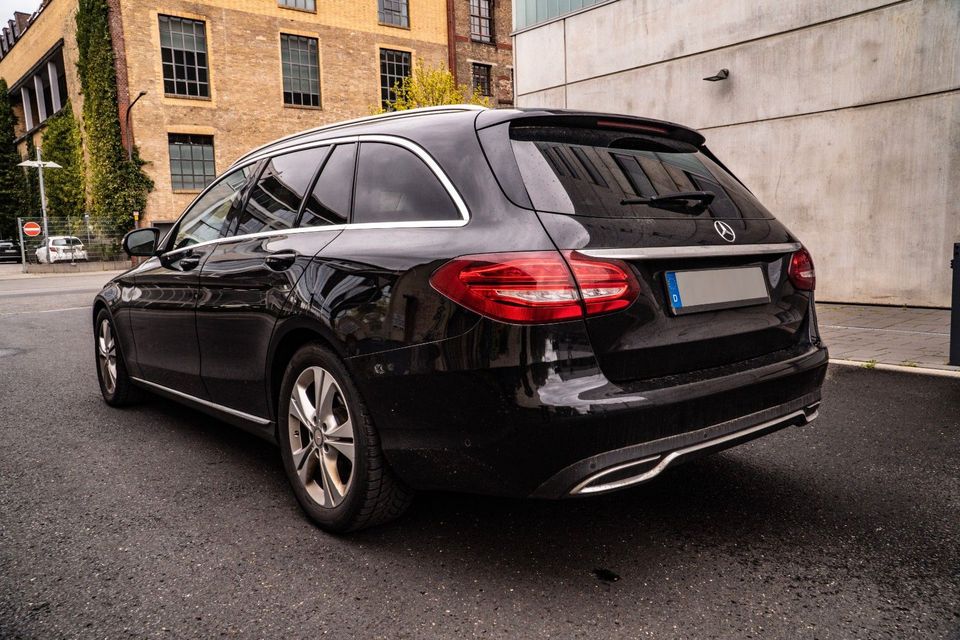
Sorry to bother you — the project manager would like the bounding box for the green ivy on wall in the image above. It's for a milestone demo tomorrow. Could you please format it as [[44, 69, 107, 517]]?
[[75, 0, 151, 234], [40, 101, 86, 224], [0, 78, 31, 239]]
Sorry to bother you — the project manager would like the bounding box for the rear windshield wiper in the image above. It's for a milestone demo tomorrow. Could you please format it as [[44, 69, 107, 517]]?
[[620, 190, 715, 212]]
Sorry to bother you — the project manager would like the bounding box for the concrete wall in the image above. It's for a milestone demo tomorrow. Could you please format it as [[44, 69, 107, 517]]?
[[514, 0, 960, 307]]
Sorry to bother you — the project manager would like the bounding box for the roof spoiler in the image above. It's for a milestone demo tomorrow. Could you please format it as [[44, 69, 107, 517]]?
[[475, 108, 706, 148]]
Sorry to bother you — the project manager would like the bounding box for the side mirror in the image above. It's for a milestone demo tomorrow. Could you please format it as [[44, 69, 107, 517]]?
[[122, 227, 160, 257]]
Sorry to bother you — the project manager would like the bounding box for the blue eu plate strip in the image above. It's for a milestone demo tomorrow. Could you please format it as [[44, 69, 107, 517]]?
[[666, 272, 683, 309]]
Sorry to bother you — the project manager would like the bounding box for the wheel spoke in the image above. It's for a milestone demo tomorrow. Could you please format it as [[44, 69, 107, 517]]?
[[324, 416, 353, 441], [316, 368, 337, 419], [292, 443, 317, 483], [326, 438, 355, 464], [319, 450, 344, 506], [289, 389, 313, 429]]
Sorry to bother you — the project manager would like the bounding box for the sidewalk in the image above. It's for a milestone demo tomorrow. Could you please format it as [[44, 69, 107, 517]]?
[[817, 303, 956, 374]]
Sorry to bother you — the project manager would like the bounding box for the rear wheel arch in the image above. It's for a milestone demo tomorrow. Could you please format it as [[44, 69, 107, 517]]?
[[268, 324, 345, 432]]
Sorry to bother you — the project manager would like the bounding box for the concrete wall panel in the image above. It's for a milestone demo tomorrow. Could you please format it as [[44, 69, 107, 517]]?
[[563, 0, 893, 83], [705, 92, 960, 307], [563, 0, 960, 129], [514, 20, 566, 94]]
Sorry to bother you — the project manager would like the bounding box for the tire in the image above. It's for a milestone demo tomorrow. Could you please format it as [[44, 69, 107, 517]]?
[[278, 343, 413, 533], [94, 309, 141, 407]]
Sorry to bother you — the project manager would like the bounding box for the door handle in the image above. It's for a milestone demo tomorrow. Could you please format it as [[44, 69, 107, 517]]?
[[179, 254, 201, 271], [265, 251, 298, 270]]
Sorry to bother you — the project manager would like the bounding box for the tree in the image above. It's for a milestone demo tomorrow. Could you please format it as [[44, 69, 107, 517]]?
[[0, 78, 30, 239], [384, 60, 490, 112], [75, 0, 151, 234], [40, 101, 86, 223]]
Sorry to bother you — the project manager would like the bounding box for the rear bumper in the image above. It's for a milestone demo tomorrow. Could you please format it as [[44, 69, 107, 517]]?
[[533, 391, 820, 498], [348, 312, 828, 497]]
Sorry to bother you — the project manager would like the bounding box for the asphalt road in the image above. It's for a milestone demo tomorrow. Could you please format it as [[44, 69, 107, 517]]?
[[0, 274, 958, 639]]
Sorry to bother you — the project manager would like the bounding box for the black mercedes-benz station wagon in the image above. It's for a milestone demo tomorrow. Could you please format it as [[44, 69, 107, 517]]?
[[94, 106, 827, 532]]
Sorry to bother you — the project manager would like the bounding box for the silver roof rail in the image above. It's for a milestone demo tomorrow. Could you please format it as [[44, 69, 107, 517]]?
[[232, 104, 489, 167]]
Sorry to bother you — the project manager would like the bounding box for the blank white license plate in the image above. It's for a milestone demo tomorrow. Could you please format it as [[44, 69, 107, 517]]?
[[665, 266, 770, 315]]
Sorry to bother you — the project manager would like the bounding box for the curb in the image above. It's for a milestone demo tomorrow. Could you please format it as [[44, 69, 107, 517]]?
[[830, 358, 960, 379], [0, 269, 126, 282]]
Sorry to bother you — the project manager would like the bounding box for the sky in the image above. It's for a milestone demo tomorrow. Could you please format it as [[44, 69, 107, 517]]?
[[0, 0, 40, 21]]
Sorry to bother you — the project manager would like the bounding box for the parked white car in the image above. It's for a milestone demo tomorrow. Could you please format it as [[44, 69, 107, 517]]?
[[35, 236, 88, 264]]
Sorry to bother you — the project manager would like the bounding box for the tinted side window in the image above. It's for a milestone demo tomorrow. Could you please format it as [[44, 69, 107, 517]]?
[[171, 166, 253, 249], [229, 146, 329, 236], [353, 142, 459, 224], [300, 143, 356, 227]]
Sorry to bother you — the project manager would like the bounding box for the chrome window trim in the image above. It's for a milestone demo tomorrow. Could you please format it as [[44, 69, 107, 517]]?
[[163, 134, 470, 258], [578, 242, 801, 260], [131, 377, 272, 425]]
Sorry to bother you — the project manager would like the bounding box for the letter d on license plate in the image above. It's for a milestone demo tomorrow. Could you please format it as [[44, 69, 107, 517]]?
[[665, 266, 770, 315]]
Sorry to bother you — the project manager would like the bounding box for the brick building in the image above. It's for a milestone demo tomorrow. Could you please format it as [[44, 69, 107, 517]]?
[[446, 0, 513, 107], [0, 0, 512, 231]]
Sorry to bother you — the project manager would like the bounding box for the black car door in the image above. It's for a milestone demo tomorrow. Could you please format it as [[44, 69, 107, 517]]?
[[310, 139, 470, 358], [196, 145, 346, 419], [129, 165, 255, 398]]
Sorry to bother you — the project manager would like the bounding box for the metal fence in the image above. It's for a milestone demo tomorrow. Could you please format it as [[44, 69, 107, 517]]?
[[15, 216, 134, 274]]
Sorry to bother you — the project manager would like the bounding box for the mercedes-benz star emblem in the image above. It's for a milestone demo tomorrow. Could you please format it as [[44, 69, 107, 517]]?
[[714, 220, 736, 243]]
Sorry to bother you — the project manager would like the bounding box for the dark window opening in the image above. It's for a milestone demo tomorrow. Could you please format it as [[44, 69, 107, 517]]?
[[469, 0, 494, 43], [159, 15, 210, 98], [278, 0, 316, 10], [379, 0, 409, 27], [379, 48, 411, 109], [471, 63, 491, 97], [168, 134, 216, 191], [281, 34, 321, 107]]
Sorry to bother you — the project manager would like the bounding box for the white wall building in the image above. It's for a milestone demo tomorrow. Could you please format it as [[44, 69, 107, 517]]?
[[513, 0, 959, 307]]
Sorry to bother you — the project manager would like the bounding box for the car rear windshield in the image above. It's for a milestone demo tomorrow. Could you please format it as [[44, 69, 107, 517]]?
[[501, 125, 774, 220]]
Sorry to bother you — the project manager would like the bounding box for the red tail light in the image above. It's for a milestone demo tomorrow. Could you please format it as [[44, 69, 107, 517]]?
[[429, 251, 639, 324], [788, 247, 816, 291]]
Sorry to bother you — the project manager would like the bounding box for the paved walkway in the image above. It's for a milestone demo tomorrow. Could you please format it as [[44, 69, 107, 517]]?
[[818, 303, 956, 373]]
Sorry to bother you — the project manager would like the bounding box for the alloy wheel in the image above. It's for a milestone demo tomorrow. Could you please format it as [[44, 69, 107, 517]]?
[[97, 318, 117, 395], [287, 366, 356, 508]]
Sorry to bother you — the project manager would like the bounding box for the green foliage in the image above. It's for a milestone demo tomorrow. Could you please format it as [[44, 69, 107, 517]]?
[[0, 78, 31, 239], [75, 0, 151, 234], [40, 101, 86, 223], [382, 60, 491, 112]]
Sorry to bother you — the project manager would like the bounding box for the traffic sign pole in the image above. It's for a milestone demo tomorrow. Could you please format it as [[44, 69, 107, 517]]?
[[16, 217, 26, 274]]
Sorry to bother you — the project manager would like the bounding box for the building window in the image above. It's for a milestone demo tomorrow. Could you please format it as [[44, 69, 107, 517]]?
[[278, 0, 315, 10], [472, 63, 491, 96], [379, 48, 411, 108], [159, 15, 210, 98], [378, 0, 409, 28], [280, 34, 321, 107], [469, 0, 493, 43], [169, 134, 216, 191]]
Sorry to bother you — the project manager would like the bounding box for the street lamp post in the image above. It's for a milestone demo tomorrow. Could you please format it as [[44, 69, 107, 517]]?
[[125, 90, 147, 161], [18, 147, 62, 240]]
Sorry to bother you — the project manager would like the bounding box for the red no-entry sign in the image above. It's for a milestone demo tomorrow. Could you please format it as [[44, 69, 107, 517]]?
[[23, 221, 41, 237]]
